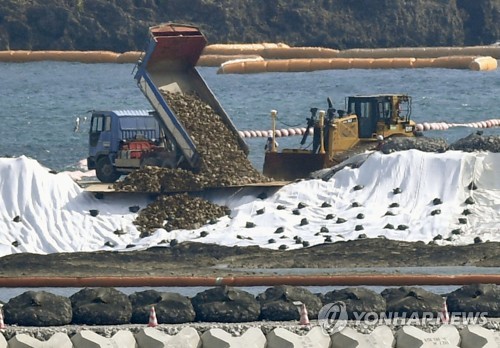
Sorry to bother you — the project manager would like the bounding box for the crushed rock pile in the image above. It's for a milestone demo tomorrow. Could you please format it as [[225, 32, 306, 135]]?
[[134, 193, 229, 236], [449, 132, 500, 152], [115, 91, 269, 234], [115, 91, 270, 194], [381, 133, 500, 154], [381, 136, 449, 154]]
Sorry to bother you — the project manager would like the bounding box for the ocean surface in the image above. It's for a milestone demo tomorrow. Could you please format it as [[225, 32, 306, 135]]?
[[1, 61, 499, 172]]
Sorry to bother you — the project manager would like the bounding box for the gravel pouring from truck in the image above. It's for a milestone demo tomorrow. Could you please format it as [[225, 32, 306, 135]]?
[[87, 23, 249, 183]]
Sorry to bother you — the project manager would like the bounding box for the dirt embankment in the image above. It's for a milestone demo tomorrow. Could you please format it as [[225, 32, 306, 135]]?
[[0, 239, 498, 278]]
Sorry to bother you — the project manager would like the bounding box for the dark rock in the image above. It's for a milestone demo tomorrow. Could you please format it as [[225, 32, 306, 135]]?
[[464, 197, 475, 205], [462, 209, 473, 216], [432, 198, 443, 205], [300, 218, 309, 226], [357, 233, 367, 239], [268, 239, 276, 244], [191, 286, 260, 322], [277, 205, 286, 210], [458, 218, 467, 224], [355, 225, 364, 231], [129, 205, 140, 213], [431, 209, 441, 216], [446, 284, 500, 317], [467, 182, 478, 190], [70, 288, 132, 325], [433, 234, 443, 241], [397, 225, 409, 230], [356, 213, 365, 219], [257, 192, 267, 200], [295, 236, 303, 244], [324, 236, 332, 242], [336, 217, 347, 224], [322, 287, 386, 320], [474, 237, 483, 244], [274, 227, 285, 234], [279, 244, 288, 250], [11, 240, 19, 247], [129, 290, 195, 324], [256, 208, 265, 215], [245, 221, 256, 228], [4, 291, 72, 326], [89, 209, 99, 217], [393, 188, 402, 194], [169, 239, 178, 247], [321, 202, 332, 208], [353, 185, 364, 191], [389, 202, 400, 208], [292, 209, 300, 215], [302, 241, 310, 247], [257, 285, 322, 321], [297, 202, 307, 209], [320, 226, 329, 233], [104, 241, 114, 247], [200, 231, 209, 237], [382, 286, 444, 318], [451, 229, 462, 235], [114, 228, 128, 236], [325, 214, 335, 220], [351, 202, 361, 207], [384, 211, 395, 216], [384, 223, 395, 229], [13, 215, 21, 223]]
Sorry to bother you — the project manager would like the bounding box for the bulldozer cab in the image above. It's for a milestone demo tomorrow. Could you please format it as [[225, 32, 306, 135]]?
[[346, 94, 411, 138]]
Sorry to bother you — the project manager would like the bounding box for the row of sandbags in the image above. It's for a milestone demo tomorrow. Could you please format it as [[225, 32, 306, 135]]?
[[217, 56, 498, 73]]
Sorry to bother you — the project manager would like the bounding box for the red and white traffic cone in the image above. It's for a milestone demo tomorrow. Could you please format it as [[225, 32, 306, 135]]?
[[299, 303, 310, 326], [148, 306, 158, 327], [0, 308, 6, 329], [440, 298, 450, 324]]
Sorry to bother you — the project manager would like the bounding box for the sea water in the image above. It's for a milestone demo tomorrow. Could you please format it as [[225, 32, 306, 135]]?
[[1, 61, 499, 172]]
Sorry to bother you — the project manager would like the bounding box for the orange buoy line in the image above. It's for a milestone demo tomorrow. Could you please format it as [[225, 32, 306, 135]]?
[[0, 274, 498, 288], [238, 119, 500, 138]]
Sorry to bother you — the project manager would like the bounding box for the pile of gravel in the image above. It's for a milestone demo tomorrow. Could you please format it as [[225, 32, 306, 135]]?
[[114, 91, 271, 234], [134, 193, 229, 236], [380, 133, 500, 154], [380, 136, 449, 154], [449, 132, 500, 152], [116, 91, 269, 194]]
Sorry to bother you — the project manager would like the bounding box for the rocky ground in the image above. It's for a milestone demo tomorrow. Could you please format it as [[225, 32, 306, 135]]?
[[0, 239, 498, 278]]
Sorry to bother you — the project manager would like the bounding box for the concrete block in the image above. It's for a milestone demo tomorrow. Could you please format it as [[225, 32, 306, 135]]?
[[72, 329, 137, 348], [135, 327, 200, 348], [8, 332, 72, 348], [395, 325, 460, 347], [460, 325, 500, 348], [0, 333, 7, 348], [201, 327, 266, 348], [331, 326, 395, 348], [266, 326, 331, 348]]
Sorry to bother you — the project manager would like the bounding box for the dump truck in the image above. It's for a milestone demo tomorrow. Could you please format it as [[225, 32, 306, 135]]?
[[263, 94, 417, 180], [87, 23, 247, 183]]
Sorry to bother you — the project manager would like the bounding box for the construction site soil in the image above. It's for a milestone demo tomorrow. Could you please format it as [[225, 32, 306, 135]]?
[[0, 239, 498, 278]]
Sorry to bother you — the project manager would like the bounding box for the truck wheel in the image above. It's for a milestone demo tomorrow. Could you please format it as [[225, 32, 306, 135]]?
[[96, 157, 121, 183]]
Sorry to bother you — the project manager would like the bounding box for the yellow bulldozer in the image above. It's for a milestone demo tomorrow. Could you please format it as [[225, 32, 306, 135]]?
[[263, 94, 417, 180]]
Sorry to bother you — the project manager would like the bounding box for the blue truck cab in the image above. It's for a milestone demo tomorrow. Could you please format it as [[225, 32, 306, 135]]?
[[87, 110, 163, 182]]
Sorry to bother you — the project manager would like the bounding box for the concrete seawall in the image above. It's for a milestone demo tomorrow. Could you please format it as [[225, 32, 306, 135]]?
[[0, 321, 499, 347]]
